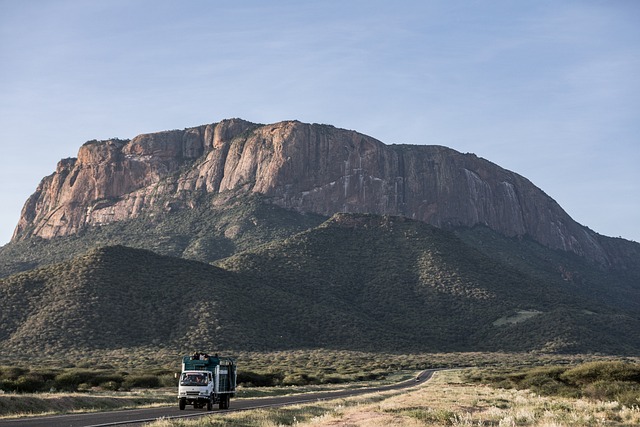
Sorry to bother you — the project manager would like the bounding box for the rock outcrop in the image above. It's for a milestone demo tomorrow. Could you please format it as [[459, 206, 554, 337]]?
[[13, 119, 611, 263]]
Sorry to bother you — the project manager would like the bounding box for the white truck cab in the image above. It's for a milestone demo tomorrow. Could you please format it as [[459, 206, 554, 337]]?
[[178, 370, 215, 410]]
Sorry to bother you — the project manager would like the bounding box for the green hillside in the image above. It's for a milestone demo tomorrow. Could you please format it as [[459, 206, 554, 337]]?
[[2, 213, 638, 356], [455, 226, 640, 313], [0, 193, 326, 278], [219, 214, 640, 354]]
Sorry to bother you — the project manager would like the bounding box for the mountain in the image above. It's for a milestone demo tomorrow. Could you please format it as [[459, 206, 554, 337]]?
[[2, 118, 639, 356], [1, 215, 639, 356], [11, 119, 630, 266]]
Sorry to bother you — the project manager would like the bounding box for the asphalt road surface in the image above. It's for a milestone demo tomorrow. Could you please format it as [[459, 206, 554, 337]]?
[[0, 370, 435, 427]]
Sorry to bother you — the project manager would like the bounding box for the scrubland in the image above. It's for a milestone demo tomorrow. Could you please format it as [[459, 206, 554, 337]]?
[[1, 352, 639, 426], [149, 368, 640, 427]]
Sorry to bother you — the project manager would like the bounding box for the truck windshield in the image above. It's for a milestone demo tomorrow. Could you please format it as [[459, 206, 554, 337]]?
[[180, 373, 208, 386]]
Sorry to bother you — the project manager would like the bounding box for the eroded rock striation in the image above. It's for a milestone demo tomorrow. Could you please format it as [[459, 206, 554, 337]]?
[[13, 119, 610, 263]]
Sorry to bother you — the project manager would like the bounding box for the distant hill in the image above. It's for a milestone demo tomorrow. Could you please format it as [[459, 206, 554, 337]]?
[[2, 214, 639, 356]]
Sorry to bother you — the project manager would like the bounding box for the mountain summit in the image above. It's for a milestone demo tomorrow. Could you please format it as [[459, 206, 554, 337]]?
[[10, 119, 620, 264]]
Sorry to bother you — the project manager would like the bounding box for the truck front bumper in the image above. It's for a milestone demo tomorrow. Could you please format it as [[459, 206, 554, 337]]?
[[179, 393, 211, 403]]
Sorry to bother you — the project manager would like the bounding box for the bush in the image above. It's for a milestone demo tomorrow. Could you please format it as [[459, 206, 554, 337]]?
[[583, 380, 640, 406], [0, 367, 28, 381], [13, 376, 44, 393], [121, 375, 160, 389], [517, 366, 576, 397], [282, 373, 319, 386], [0, 380, 16, 392], [54, 370, 98, 391], [99, 380, 120, 391], [561, 361, 640, 386], [322, 375, 351, 384], [158, 374, 178, 388], [93, 373, 124, 387], [0, 365, 172, 393], [475, 361, 640, 406], [238, 371, 283, 387]]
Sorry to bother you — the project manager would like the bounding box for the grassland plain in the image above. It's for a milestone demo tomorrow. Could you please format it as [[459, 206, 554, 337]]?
[[2, 352, 639, 424], [0, 349, 608, 395], [0, 349, 493, 418], [148, 369, 640, 427]]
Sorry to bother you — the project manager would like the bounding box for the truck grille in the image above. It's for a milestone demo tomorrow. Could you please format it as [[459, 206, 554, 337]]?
[[186, 391, 200, 396]]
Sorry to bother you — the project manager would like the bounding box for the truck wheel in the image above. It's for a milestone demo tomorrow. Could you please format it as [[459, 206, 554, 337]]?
[[207, 398, 213, 411], [219, 394, 229, 409], [179, 398, 186, 410]]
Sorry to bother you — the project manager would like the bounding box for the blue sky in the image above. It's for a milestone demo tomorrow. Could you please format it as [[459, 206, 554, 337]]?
[[1, 0, 639, 245]]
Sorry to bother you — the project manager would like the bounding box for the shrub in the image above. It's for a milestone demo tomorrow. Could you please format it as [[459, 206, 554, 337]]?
[[158, 374, 178, 388], [583, 380, 640, 406], [517, 366, 576, 397], [561, 361, 640, 386], [54, 370, 99, 391], [99, 380, 120, 391], [14, 375, 45, 393], [282, 373, 319, 386], [1, 366, 28, 381], [475, 361, 640, 407], [122, 375, 160, 389], [0, 380, 17, 393], [237, 371, 283, 387]]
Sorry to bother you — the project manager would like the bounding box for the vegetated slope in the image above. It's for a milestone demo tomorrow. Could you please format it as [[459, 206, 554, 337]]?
[[218, 214, 640, 354], [0, 244, 353, 355], [0, 245, 242, 354], [0, 194, 326, 278], [455, 226, 640, 313], [1, 214, 639, 356]]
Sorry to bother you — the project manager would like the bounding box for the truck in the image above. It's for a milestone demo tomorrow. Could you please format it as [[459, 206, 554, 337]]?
[[177, 352, 237, 410]]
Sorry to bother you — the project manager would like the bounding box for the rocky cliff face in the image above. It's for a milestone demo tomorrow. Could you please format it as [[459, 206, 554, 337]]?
[[13, 119, 611, 263]]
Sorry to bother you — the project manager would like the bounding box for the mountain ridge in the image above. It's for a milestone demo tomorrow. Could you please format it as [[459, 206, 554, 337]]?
[[11, 119, 625, 265]]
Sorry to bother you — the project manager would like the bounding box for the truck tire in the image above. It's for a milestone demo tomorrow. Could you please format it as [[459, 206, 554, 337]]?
[[207, 398, 213, 411], [219, 394, 229, 409], [179, 398, 186, 410]]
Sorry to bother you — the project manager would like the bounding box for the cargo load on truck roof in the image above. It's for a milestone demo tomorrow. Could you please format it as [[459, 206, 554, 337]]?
[[182, 352, 236, 371]]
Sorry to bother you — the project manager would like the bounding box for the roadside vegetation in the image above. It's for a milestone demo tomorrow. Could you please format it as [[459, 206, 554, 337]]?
[[2, 350, 639, 422], [466, 360, 640, 407], [0, 390, 174, 419], [0, 348, 603, 394], [148, 367, 640, 427]]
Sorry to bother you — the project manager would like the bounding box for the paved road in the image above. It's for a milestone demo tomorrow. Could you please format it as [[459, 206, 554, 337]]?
[[0, 370, 435, 427]]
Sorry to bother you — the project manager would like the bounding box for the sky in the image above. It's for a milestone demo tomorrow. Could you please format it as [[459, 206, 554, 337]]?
[[1, 0, 639, 245]]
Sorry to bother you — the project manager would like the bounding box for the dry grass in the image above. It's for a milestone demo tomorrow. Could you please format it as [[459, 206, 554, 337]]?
[[0, 389, 175, 419], [147, 370, 640, 426]]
